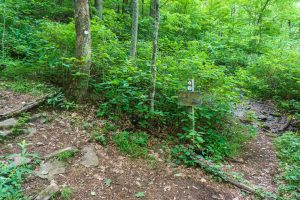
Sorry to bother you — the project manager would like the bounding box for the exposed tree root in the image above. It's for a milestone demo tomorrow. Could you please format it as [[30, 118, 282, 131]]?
[[0, 93, 55, 121], [192, 153, 277, 199]]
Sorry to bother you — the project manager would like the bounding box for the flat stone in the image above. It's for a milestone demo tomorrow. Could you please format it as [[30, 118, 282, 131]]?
[[0, 118, 17, 130], [0, 130, 11, 137], [35, 180, 60, 200], [36, 160, 66, 180], [26, 127, 37, 137], [44, 147, 78, 160], [30, 114, 47, 124], [80, 145, 99, 167], [9, 155, 32, 166]]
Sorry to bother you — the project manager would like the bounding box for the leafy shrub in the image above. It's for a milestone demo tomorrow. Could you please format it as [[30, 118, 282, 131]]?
[[113, 132, 149, 158], [46, 93, 76, 110], [0, 141, 37, 199], [275, 132, 300, 199], [56, 150, 78, 162], [91, 131, 107, 146]]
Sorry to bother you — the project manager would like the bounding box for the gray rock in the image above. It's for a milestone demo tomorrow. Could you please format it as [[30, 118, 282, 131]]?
[[9, 155, 32, 167], [36, 159, 66, 180], [0, 118, 17, 130], [80, 145, 99, 167], [0, 130, 11, 137], [30, 114, 47, 124], [35, 180, 60, 200], [26, 127, 37, 137]]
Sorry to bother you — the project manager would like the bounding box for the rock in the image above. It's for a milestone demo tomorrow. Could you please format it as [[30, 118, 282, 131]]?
[[271, 112, 281, 117], [37, 142, 44, 146], [0, 130, 11, 137], [30, 114, 47, 124], [200, 178, 207, 183], [26, 127, 37, 137], [9, 155, 32, 166], [35, 180, 60, 200], [258, 114, 267, 121], [36, 160, 66, 180], [44, 147, 78, 160], [0, 118, 17, 130], [80, 145, 99, 167]]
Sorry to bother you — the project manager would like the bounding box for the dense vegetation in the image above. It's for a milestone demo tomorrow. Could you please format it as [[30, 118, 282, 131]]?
[[0, 0, 299, 198]]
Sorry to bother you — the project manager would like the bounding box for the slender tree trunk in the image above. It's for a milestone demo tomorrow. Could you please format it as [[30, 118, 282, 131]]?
[[141, 0, 145, 17], [117, 0, 121, 13], [150, 0, 156, 17], [150, 0, 160, 111], [130, 0, 138, 58], [73, 0, 91, 101], [2, 14, 5, 60], [95, 0, 103, 20]]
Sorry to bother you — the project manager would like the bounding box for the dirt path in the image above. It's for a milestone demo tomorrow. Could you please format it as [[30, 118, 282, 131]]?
[[0, 89, 245, 200]]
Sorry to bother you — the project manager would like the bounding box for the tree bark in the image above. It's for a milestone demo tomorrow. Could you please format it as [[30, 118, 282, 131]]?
[[150, 0, 160, 111], [1, 1, 5, 60], [141, 0, 144, 17], [150, 0, 156, 17], [94, 0, 103, 20], [73, 0, 91, 101], [130, 0, 138, 58]]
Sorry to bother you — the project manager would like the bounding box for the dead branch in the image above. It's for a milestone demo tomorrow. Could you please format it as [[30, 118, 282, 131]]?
[[0, 93, 55, 120]]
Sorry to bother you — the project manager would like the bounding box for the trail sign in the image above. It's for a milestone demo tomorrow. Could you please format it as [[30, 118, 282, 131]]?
[[178, 91, 201, 106], [178, 79, 201, 131]]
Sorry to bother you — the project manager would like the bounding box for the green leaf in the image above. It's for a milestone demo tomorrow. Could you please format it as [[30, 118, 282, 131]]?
[[135, 191, 145, 198]]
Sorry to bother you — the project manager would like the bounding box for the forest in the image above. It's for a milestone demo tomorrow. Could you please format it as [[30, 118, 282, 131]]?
[[0, 0, 299, 199]]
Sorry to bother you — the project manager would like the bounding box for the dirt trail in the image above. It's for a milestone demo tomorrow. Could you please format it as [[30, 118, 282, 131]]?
[[0, 89, 245, 200]]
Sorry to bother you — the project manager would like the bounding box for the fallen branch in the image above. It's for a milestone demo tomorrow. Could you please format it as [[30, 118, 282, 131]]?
[[0, 93, 55, 120], [191, 153, 277, 199]]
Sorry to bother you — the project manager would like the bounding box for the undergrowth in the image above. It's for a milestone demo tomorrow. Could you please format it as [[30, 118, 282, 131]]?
[[275, 132, 300, 200], [0, 141, 38, 199]]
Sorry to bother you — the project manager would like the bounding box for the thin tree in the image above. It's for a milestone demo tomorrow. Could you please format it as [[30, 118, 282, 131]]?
[[95, 0, 103, 20], [1, 0, 6, 60], [130, 0, 138, 58], [73, 0, 92, 101], [150, 0, 160, 111], [150, 0, 156, 17]]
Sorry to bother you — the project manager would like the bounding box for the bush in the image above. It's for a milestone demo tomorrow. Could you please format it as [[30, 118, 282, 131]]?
[[113, 132, 149, 158], [275, 132, 300, 199], [0, 141, 37, 199]]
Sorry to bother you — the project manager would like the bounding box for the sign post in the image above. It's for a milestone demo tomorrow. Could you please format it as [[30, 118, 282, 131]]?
[[178, 79, 201, 131]]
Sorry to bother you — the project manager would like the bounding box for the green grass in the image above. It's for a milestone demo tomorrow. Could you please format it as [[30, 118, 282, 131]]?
[[91, 131, 107, 146], [275, 132, 300, 200], [0, 79, 55, 96], [113, 132, 149, 158], [56, 150, 78, 161]]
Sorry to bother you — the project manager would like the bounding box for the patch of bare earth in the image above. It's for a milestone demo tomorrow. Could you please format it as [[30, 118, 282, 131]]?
[[0, 89, 36, 115], [1, 106, 246, 200], [225, 101, 281, 194]]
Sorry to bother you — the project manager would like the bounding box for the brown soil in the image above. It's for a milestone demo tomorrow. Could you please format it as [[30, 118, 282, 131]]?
[[1, 90, 282, 200], [0, 89, 35, 115]]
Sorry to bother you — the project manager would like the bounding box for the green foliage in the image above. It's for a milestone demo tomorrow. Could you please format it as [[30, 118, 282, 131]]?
[[56, 150, 78, 162], [135, 191, 145, 198], [0, 141, 37, 199], [91, 131, 107, 146], [47, 93, 76, 110], [275, 132, 300, 199], [113, 132, 149, 158], [52, 186, 73, 200]]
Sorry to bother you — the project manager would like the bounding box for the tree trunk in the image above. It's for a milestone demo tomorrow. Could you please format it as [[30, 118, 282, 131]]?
[[150, 0, 160, 111], [1, 13, 5, 60], [95, 0, 103, 20], [73, 0, 91, 101], [141, 0, 144, 17], [150, 0, 156, 17], [117, 0, 121, 13], [122, 0, 129, 14], [130, 0, 138, 58]]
